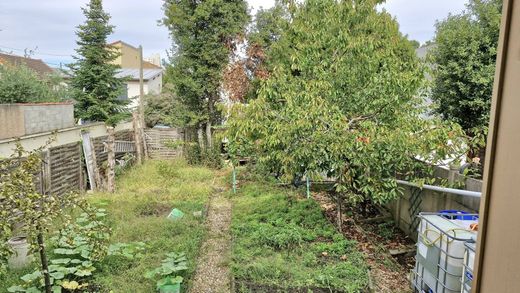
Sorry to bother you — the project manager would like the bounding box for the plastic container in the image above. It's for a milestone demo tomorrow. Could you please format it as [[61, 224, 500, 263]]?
[[167, 208, 184, 221], [412, 213, 478, 293], [438, 210, 478, 221], [7, 236, 32, 269], [159, 283, 180, 293]]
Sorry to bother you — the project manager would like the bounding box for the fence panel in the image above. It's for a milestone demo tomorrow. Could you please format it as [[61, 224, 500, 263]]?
[[144, 128, 183, 159], [48, 142, 82, 196]]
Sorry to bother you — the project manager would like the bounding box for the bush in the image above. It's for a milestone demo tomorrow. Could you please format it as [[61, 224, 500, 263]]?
[[183, 142, 222, 169], [0, 65, 69, 103]]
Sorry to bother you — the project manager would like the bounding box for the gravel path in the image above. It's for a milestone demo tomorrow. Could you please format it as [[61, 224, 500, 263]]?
[[190, 188, 232, 293]]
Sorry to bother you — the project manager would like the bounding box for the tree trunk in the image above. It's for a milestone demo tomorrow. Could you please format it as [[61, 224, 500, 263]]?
[[106, 127, 116, 193], [132, 112, 143, 165], [206, 96, 214, 149], [37, 232, 51, 293], [197, 126, 205, 151], [336, 194, 343, 231], [206, 121, 213, 149]]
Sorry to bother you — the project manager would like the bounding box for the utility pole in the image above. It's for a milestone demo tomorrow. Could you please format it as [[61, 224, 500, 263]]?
[[138, 45, 145, 126], [138, 45, 148, 159]]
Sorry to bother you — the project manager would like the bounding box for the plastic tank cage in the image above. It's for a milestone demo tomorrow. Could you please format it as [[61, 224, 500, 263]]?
[[411, 212, 478, 293], [462, 242, 476, 293]]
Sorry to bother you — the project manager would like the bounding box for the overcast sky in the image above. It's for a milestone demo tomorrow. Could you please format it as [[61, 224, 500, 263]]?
[[0, 0, 468, 67]]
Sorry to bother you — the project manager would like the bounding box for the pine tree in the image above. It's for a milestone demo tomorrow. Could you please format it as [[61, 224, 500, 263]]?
[[69, 0, 128, 126]]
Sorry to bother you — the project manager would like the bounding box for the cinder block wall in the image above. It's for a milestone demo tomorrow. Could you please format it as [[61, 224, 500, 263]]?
[[23, 103, 74, 135], [0, 103, 74, 139], [0, 104, 25, 139]]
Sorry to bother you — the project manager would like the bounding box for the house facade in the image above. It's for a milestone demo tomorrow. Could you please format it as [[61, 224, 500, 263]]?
[[109, 41, 164, 108]]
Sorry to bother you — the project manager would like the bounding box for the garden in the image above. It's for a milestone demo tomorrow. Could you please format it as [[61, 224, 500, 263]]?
[[1, 159, 218, 292], [0, 0, 499, 291], [1, 157, 420, 292]]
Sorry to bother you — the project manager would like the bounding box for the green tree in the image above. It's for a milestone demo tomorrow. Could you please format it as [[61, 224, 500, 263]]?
[[0, 65, 69, 103], [162, 0, 249, 148], [144, 84, 191, 128], [69, 0, 128, 126], [430, 0, 502, 162], [227, 0, 465, 226], [0, 144, 84, 293]]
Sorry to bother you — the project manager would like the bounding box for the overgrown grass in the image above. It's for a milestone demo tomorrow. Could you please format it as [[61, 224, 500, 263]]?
[[1, 159, 218, 293], [90, 159, 216, 292], [230, 173, 369, 292]]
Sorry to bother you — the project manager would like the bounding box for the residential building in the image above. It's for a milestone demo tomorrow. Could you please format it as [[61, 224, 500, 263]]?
[[0, 52, 54, 76], [109, 40, 162, 69], [108, 41, 164, 108], [115, 68, 163, 108]]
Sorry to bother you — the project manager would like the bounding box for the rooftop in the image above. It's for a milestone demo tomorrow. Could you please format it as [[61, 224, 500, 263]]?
[[0, 52, 54, 76], [116, 68, 163, 81]]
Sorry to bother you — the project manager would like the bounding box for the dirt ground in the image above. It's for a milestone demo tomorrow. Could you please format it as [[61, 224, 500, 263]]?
[[190, 187, 232, 293], [312, 192, 415, 293]]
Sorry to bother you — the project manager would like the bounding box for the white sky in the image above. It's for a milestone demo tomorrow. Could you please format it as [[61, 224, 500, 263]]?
[[0, 0, 468, 67]]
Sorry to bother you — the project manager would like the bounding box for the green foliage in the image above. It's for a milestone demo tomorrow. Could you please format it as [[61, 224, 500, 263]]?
[[68, 0, 129, 126], [0, 142, 84, 286], [0, 65, 69, 104], [7, 207, 147, 292], [247, 0, 289, 50], [9, 209, 100, 292], [182, 141, 223, 169], [145, 252, 187, 290], [227, 0, 466, 205], [143, 85, 191, 128], [431, 0, 501, 136], [52, 208, 112, 262], [1, 160, 215, 292], [231, 178, 368, 291], [161, 0, 249, 128], [241, 0, 290, 101]]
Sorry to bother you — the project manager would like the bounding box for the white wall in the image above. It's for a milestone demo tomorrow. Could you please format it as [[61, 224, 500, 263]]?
[[0, 122, 133, 158], [125, 72, 163, 109]]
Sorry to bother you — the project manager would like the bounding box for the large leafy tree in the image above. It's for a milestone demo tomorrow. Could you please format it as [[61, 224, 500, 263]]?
[[162, 0, 249, 147], [69, 0, 128, 126], [430, 0, 502, 162], [227, 0, 464, 224], [0, 65, 69, 104]]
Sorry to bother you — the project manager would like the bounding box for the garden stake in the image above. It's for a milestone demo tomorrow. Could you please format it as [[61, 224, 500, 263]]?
[[306, 175, 310, 199], [232, 166, 237, 194]]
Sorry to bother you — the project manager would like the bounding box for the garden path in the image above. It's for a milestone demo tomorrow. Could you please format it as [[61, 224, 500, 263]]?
[[190, 186, 232, 293]]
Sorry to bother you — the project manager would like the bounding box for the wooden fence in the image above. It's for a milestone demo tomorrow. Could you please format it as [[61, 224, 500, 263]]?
[[1, 123, 184, 196], [144, 128, 183, 159], [47, 142, 83, 196]]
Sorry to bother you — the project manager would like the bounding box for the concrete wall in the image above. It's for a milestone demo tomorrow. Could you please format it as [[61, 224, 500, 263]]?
[[0, 103, 74, 139], [23, 104, 74, 135], [0, 104, 25, 139], [0, 121, 133, 158], [388, 167, 482, 239]]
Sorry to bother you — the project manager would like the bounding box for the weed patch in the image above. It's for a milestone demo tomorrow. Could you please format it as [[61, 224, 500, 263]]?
[[231, 177, 369, 292], [0, 159, 217, 293]]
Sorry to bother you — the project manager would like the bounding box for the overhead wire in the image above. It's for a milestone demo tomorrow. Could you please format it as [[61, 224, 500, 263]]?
[[0, 44, 72, 57]]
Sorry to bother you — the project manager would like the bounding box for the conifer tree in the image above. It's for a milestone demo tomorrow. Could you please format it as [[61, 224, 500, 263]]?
[[69, 0, 128, 126], [162, 0, 249, 149]]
